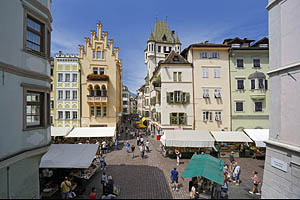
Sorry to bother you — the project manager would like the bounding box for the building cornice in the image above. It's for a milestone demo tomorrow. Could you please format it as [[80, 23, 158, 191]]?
[[265, 139, 300, 153], [266, 0, 284, 11], [21, 0, 53, 23], [0, 61, 52, 83], [268, 61, 300, 75]]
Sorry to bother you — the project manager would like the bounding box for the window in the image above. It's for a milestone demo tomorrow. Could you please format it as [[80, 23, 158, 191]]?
[[102, 51, 105, 59], [167, 92, 174, 103], [97, 51, 101, 59], [163, 46, 167, 53], [258, 79, 264, 89], [202, 68, 209, 78], [26, 92, 43, 127], [158, 46, 161, 53], [214, 89, 221, 98], [237, 79, 245, 90], [203, 111, 212, 121], [200, 52, 208, 58], [236, 102, 244, 112], [50, 83, 53, 91], [251, 80, 256, 89], [50, 100, 54, 109], [65, 91, 70, 100], [265, 80, 268, 90], [72, 74, 77, 82], [58, 73, 63, 82], [93, 51, 96, 59], [58, 111, 63, 119], [58, 90, 63, 100], [232, 44, 240, 48], [50, 68, 53, 76], [255, 102, 263, 112], [237, 59, 244, 68], [253, 59, 261, 68], [174, 91, 181, 102], [26, 16, 43, 53], [96, 106, 101, 117], [73, 91, 77, 100], [173, 72, 182, 82], [100, 68, 104, 75], [73, 111, 77, 119], [179, 113, 186, 125], [173, 72, 177, 82], [203, 89, 210, 98], [215, 112, 222, 121], [178, 72, 182, 82], [212, 52, 219, 58], [90, 106, 95, 117], [65, 111, 70, 119], [93, 67, 98, 75], [214, 68, 220, 78], [65, 74, 70, 82], [103, 106, 107, 117]]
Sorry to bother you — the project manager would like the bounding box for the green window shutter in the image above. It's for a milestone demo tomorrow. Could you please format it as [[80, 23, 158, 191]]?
[[180, 92, 184, 103], [184, 113, 187, 125], [186, 93, 190, 104]]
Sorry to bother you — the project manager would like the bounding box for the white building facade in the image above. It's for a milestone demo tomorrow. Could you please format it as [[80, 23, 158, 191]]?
[[122, 85, 130, 116], [0, 0, 52, 198], [262, 0, 300, 198]]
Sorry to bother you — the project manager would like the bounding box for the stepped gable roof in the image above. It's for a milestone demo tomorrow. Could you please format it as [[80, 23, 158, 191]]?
[[148, 20, 180, 44], [160, 51, 190, 65], [248, 71, 266, 79], [252, 37, 269, 47]]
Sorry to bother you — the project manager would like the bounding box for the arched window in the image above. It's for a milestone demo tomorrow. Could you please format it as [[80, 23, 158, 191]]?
[[88, 85, 94, 96], [102, 85, 107, 97], [95, 85, 101, 97]]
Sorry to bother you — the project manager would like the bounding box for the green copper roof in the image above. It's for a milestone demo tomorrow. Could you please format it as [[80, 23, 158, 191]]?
[[148, 21, 180, 44]]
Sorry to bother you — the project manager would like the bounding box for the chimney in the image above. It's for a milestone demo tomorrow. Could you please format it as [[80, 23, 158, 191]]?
[[97, 22, 102, 39]]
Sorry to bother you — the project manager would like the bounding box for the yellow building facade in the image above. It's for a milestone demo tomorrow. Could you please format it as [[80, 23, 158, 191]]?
[[79, 22, 122, 128], [53, 52, 81, 128]]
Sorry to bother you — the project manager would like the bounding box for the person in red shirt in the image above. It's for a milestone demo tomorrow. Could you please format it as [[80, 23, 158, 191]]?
[[89, 187, 97, 199]]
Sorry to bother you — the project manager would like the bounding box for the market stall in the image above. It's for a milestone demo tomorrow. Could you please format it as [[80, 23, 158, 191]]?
[[160, 130, 216, 157], [210, 131, 253, 158], [39, 144, 100, 198], [182, 154, 225, 199], [51, 127, 73, 143], [244, 129, 269, 158]]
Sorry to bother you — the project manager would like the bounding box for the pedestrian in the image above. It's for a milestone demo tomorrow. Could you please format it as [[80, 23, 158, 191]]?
[[137, 136, 140, 146], [131, 144, 136, 158], [195, 192, 200, 199], [100, 154, 105, 169], [176, 150, 181, 166], [146, 140, 150, 153], [229, 151, 235, 164], [190, 184, 196, 199], [170, 168, 179, 191], [101, 172, 108, 195], [233, 161, 241, 185], [126, 141, 130, 153], [114, 139, 118, 151], [89, 187, 97, 199], [102, 141, 107, 154], [140, 136, 144, 144], [139, 144, 143, 158], [249, 171, 261, 195], [60, 177, 72, 199]]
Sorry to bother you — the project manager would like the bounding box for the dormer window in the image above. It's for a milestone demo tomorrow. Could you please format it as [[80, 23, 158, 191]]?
[[162, 35, 167, 41], [259, 44, 268, 48], [173, 56, 179, 62], [232, 44, 240, 48]]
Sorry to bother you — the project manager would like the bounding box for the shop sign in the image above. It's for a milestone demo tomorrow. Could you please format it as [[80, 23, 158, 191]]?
[[271, 157, 288, 172]]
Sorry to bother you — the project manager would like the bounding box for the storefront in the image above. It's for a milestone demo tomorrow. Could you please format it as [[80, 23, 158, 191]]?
[[210, 131, 253, 158], [243, 129, 269, 158], [39, 144, 100, 198], [160, 130, 216, 157]]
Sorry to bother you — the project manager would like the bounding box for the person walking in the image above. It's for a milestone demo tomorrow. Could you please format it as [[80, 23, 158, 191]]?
[[175, 150, 181, 166], [101, 172, 108, 195], [139, 144, 143, 158], [131, 144, 136, 159], [233, 161, 241, 185], [170, 168, 179, 191], [100, 154, 105, 170], [146, 140, 150, 153], [249, 171, 261, 195], [126, 141, 130, 153], [136, 136, 140, 146], [114, 139, 118, 151], [89, 187, 97, 199], [60, 177, 72, 199]]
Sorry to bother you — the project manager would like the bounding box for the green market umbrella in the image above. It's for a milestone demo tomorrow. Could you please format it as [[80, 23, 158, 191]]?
[[182, 154, 224, 185]]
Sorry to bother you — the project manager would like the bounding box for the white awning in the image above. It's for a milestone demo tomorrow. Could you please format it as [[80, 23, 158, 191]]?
[[40, 144, 99, 169], [160, 130, 215, 148], [243, 129, 269, 147], [51, 127, 73, 137], [66, 127, 116, 138], [211, 131, 253, 143]]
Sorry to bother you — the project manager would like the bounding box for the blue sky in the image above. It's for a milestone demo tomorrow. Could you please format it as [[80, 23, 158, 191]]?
[[51, 0, 268, 93]]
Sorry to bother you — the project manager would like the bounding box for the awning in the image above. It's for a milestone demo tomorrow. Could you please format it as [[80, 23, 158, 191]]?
[[160, 130, 215, 148], [138, 124, 147, 129], [243, 129, 269, 147], [211, 131, 252, 143], [182, 154, 224, 185], [40, 144, 99, 169], [51, 127, 73, 137], [66, 127, 116, 138]]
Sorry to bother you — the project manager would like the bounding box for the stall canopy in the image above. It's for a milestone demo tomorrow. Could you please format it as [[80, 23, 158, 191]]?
[[137, 124, 147, 129], [40, 144, 99, 169], [50, 127, 73, 137], [210, 131, 253, 143], [160, 130, 215, 148], [243, 129, 269, 147], [66, 127, 116, 138], [182, 154, 224, 185]]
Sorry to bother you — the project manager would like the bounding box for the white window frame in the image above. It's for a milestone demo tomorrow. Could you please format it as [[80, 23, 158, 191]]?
[[254, 102, 263, 112], [58, 73, 63, 82], [58, 111, 63, 119], [73, 111, 77, 119], [200, 52, 208, 58], [203, 88, 210, 98], [58, 90, 63, 100], [202, 68, 209, 78], [65, 111, 70, 119], [72, 91, 77, 100], [253, 58, 261, 68], [215, 112, 222, 121], [236, 79, 245, 90], [72, 74, 77, 82], [65, 90, 70, 100], [236, 58, 244, 68], [214, 68, 220, 78], [212, 52, 220, 59], [235, 101, 244, 112], [214, 89, 221, 98]]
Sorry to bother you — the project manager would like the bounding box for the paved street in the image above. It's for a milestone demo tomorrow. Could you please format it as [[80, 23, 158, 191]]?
[[77, 129, 265, 199]]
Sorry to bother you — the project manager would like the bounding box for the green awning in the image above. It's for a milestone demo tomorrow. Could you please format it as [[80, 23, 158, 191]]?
[[182, 154, 224, 185]]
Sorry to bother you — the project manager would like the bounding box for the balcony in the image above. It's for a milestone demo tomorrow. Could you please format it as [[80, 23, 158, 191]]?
[[249, 90, 266, 100], [87, 96, 108, 103], [87, 74, 109, 81]]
